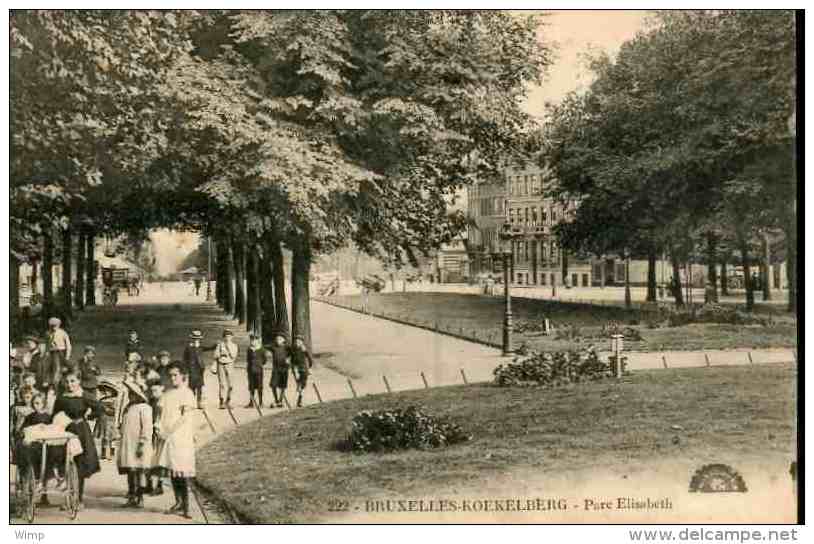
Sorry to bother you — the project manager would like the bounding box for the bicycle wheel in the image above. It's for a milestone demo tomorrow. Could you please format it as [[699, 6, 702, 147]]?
[[65, 461, 79, 520], [24, 465, 36, 523]]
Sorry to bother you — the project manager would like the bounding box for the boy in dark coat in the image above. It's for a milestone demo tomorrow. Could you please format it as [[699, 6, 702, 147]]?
[[267, 333, 290, 408], [245, 334, 267, 408], [291, 335, 314, 408], [182, 329, 215, 407]]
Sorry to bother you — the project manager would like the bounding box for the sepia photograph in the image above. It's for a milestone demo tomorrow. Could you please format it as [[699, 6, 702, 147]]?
[[6, 5, 801, 534]]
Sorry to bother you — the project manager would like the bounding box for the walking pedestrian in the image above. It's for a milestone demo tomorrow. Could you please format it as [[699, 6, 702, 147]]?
[[22, 336, 48, 392], [268, 333, 290, 408], [155, 350, 173, 390], [291, 335, 314, 408], [145, 380, 165, 496], [117, 381, 153, 508], [193, 277, 202, 297], [183, 330, 215, 408], [78, 346, 102, 402], [245, 333, 266, 408], [45, 317, 71, 391], [125, 330, 142, 362], [212, 330, 238, 409], [153, 361, 200, 519]]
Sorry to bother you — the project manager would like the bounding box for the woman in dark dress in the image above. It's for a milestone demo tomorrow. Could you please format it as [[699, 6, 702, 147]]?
[[51, 371, 101, 509]]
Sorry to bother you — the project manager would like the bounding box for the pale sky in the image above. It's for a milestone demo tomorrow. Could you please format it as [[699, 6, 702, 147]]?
[[150, 11, 651, 271], [523, 10, 650, 119]]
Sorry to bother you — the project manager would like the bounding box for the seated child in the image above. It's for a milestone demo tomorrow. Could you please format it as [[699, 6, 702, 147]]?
[[13, 386, 35, 434]]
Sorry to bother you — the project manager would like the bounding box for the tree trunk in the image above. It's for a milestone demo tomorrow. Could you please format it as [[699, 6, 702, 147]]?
[[269, 238, 290, 337], [31, 259, 39, 296], [785, 223, 796, 313], [11, 253, 20, 319], [75, 232, 86, 310], [646, 248, 657, 302], [233, 239, 246, 324], [762, 233, 772, 301], [246, 245, 258, 334], [707, 233, 718, 303], [561, 248, 569, 286], [62, 227, 73, 319], [43, 229, 54, 317], [223, 241, 234, 315], [624, 255, 632, 309], [720, 258, 730, 296], [85, 233, 96, 307], [259, 246, 277, 345], [670, 252, 684, 308], [215, 240, 225, 307], [741, 241, 755, 312], [599, 258, 606, 288], [291, 241, 312, 352]]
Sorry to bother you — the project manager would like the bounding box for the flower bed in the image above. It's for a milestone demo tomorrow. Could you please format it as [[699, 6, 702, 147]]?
[[344, 406, 471, 453], [493, 346, 614, 387]]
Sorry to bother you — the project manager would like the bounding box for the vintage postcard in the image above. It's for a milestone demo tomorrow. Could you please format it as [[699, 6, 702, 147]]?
[[8, 7, 799, 530]]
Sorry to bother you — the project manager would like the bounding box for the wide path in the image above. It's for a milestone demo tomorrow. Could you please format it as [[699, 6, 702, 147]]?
[[10, 282, 508, 524], [10, 281, 794, 524]]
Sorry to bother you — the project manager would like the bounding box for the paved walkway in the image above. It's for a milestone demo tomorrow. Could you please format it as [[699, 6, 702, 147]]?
[[10, 282, 795, 524]]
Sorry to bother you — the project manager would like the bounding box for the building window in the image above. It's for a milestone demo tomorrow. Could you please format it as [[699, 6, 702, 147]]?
[[540, 273, 546, 285], [531, 207, 538, 225], [582, 274, 589, 287]]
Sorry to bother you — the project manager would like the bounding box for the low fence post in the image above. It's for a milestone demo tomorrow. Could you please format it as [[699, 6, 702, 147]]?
[[383, 375, 392, 393], [460, 368, 469, 385], [704, 353, 711, 367], [748, 352, 754, 365], [347, 378, 358, 399], [312, 382, 323, 403], [661, 355, 668, 369], [420, 371, 429, 389]]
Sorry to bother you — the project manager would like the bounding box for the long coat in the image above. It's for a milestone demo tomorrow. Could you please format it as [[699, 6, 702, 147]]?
[[183, 344, 213, 391], [117, 402, 154, 473]]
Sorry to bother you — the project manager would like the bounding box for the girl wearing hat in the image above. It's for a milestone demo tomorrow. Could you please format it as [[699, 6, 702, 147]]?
[[117, 381, 154, 508]]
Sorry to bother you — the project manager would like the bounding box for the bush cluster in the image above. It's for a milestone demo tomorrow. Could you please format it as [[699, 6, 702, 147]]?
[[493, 347, 613, 387], [346, 406, 471, 453], [666, 304, 773, 327]]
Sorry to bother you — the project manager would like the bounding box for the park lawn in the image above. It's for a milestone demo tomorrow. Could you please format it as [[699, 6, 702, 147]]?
[[196, 363, 797, 523], [326, 292, 797, 352]]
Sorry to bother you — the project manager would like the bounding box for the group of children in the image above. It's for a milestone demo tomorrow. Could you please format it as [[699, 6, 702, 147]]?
[[10, 325, 315, 518]]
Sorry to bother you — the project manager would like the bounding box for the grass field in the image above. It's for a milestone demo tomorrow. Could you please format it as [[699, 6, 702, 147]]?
[[324, 292, 797, 352], [196, 363, 797, 523]]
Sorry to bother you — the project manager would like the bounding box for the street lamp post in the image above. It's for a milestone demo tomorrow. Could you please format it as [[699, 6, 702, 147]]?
[[498, 222, 516, 356]]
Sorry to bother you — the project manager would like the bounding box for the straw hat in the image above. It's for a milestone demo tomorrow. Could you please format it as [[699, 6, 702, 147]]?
[[123, 380, 148, 403], [48, 317, 61, 327], [189, 330, 203, 340]]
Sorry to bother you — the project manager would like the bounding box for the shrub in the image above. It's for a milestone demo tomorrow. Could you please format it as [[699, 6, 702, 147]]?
[[554, 323, 583, 341], [493, 346, 612, 387], [665, 304, 774, 327], [345, 406, 471, 453]]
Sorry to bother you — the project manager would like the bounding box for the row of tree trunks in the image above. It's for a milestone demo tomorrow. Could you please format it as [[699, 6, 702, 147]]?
[[670, 252, 684, 307], [762, 233, 772, 301], [740, 239, 755, 312], [720, 261, 730, 296], [75, 232, 86, 311], [215, 240, 225, 308], [222, 241, 234, 315]]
